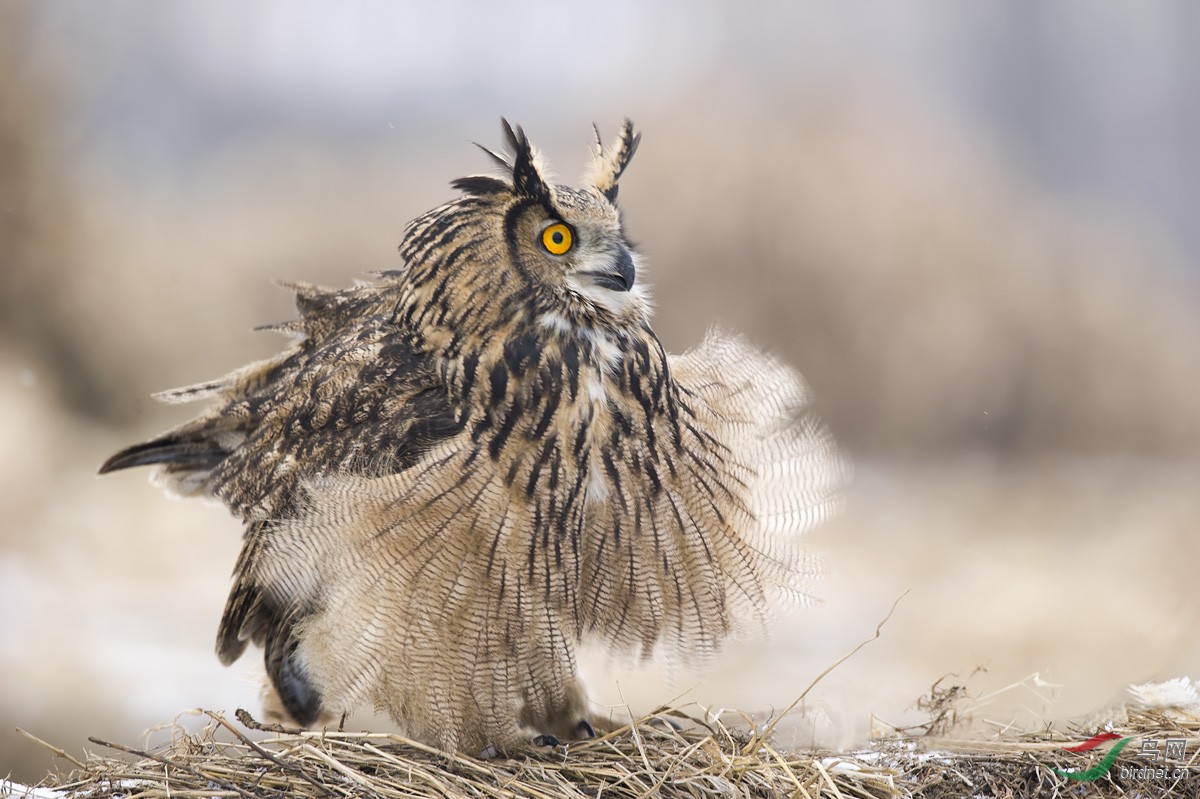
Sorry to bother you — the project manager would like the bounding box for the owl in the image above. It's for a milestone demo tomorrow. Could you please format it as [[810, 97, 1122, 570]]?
[[100, 120, 844, 756]]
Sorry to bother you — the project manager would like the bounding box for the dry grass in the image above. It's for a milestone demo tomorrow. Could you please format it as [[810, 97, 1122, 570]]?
[[12, 704, 1200, 799], [24, 707, 889, 799], [12, 591, 1200, 798]]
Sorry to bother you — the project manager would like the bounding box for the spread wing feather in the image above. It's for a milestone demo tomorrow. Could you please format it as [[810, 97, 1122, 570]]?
[[256, 441, 589, 752], [578, 331, 842, 662]]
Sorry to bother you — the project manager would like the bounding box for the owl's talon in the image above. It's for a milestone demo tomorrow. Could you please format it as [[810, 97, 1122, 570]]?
[[479, 744, 500, 760], [532, 734, 561, 747], [573, 719, 596, 740]]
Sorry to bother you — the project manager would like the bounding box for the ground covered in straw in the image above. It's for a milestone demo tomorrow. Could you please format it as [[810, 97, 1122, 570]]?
[[9, 703, 1200, 799]]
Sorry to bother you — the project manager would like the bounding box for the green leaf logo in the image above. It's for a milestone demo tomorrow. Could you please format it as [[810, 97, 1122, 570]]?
[[1052, 736, 1134, 782]]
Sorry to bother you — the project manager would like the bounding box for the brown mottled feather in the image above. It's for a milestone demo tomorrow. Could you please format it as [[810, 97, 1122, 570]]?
[[101, 120, 845, 754]]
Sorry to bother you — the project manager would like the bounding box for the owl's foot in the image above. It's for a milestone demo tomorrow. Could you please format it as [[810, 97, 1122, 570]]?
[[259, 675, 337, 731], [531, 718, 597, 748]]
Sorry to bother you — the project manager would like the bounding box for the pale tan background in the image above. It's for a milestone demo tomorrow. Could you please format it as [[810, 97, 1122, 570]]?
[[3, 0, 1199, 784]]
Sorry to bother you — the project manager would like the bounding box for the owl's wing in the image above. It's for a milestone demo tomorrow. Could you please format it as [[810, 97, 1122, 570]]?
[[576, 330, 846, 662], [99, 280, 458, 519], [98, 279, 463, 718]]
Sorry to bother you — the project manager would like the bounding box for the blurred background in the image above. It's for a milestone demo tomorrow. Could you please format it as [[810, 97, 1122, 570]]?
[[2, 0, 1199, 782]]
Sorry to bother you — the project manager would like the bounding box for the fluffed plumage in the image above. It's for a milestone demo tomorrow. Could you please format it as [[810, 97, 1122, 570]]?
[[100, 120, 845, 755]]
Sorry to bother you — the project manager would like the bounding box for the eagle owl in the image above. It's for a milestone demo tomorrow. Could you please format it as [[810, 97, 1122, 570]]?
[[101, 121, 844, 755]]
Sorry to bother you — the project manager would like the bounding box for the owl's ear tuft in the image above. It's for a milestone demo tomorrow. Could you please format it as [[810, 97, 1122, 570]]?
[[500, 119, 552, 204], [451, 175, 511, 197], [587, 119, 640, 203], [471, 120, 552, 204]]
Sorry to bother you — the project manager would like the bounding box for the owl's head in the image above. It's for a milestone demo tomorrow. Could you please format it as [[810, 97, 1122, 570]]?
[[396, 121, 649, 353]]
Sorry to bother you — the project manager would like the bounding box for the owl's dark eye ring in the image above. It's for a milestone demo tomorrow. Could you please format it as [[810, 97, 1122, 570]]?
[[540, 222, 574, 256]]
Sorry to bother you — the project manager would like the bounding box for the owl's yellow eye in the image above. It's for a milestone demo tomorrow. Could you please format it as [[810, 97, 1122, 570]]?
[[541, 222, 574, 255]]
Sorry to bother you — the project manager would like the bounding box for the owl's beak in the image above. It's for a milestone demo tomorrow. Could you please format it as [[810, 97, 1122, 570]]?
[[591, 247, 636, 292]]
